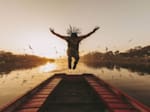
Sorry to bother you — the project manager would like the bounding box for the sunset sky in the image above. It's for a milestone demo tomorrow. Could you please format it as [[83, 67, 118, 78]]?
[[0, 0, 150, 58]]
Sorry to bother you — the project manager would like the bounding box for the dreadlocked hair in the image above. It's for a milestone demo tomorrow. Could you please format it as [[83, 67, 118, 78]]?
[[67, 25, 81, 35]]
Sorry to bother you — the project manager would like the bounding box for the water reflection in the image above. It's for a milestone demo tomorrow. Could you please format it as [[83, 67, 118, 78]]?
[[39, 62, 57, 73], [82, 61, 150, 75], [60, 62, 150, 107], [0, 60, 52, 75], [0, 63, 57, 106], [0, 61, 150, 107]]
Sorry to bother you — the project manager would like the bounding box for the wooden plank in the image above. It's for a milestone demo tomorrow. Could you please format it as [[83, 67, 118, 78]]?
[[21, 102, 44, 108], [26, 98, 45, 102], [16, 108, 39, 112], [107, 103, 132, 109], [84, 76, 137, 111], [113, 109, 138, 112], [104, 99, 125, 103], [0, 75, 63, 112]]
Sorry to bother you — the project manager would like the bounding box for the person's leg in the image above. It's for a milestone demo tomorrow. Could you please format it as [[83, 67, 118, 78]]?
[[68, 56, 72, 69], [73, 55, 79, 69]]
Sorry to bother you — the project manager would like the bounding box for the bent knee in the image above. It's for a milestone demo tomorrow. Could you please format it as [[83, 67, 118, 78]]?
[[75, 56, 79, 61]]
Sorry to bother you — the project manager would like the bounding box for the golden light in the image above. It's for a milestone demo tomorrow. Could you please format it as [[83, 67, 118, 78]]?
[[24, 35, 67, 58], [39, 62, 57, 73]]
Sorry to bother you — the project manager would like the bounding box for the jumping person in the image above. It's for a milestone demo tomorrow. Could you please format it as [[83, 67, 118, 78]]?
[[49, 26, 99, 69]]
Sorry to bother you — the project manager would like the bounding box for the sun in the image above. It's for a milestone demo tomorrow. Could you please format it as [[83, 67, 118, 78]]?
[[24, 36, 67, 58]]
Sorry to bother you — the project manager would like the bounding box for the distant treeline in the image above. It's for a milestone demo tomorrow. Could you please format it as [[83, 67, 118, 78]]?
[[0, 51, 54, 74], [81, 45, 150, 74]]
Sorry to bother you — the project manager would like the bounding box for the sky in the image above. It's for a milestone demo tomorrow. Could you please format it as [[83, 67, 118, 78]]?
[[0, 0, 150, 58]]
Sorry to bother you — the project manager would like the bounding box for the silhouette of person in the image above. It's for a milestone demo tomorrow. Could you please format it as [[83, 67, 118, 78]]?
[[49, 26, 99, 69]]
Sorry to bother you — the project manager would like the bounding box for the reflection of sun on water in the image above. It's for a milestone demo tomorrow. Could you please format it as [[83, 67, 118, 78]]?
[[39, 62, 57, 73]]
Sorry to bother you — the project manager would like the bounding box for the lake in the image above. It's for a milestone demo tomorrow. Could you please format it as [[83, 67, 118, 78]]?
[[0, 60, 150, 107]]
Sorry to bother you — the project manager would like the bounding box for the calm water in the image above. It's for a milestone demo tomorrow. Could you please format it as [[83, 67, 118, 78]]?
[[0, 60, 150, 107]]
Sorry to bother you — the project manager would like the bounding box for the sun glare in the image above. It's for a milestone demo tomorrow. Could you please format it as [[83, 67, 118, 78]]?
[[39, 62, 57, 73], [24, 36, 67, 58]]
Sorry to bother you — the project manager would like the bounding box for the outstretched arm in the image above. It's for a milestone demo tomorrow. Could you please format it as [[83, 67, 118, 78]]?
[[79, 26, 100, 39], [49, 28, 68, 40]]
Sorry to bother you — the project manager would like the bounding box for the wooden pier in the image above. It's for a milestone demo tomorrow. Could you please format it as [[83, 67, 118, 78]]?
[[0, 73, 150, 112]]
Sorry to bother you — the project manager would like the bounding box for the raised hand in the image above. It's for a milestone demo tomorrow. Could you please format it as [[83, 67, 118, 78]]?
[[93, 26, 100, 32], [49, 28, 54, 33]]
